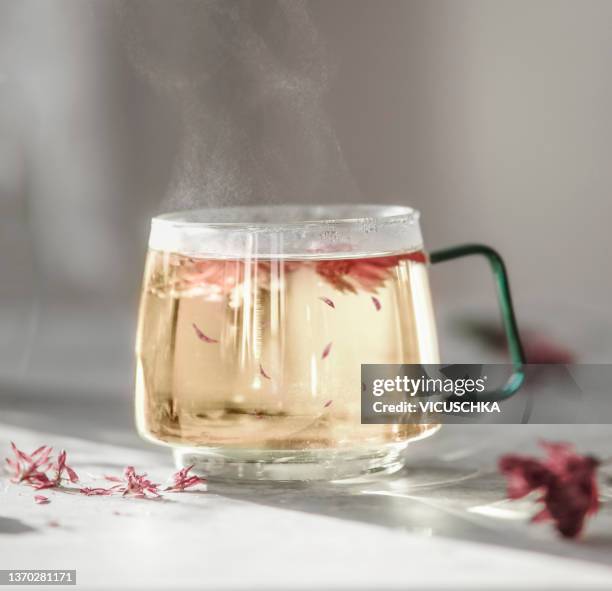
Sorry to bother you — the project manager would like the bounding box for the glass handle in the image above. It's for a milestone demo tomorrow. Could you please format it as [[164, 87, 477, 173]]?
[[429, 244, 526, 400]]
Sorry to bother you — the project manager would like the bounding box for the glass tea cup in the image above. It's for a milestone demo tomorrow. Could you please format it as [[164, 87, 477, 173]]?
[[135, 205, 524, 480]]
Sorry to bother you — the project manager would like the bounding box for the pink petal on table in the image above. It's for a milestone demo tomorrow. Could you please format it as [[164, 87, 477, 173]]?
[[104, 475, 123, 482], [34, 495, 50, 504], [371, 296, 381, 311], [164, 465, 207, 492], [192, 323, 219, 344], [498, 440, 600, 538], [79, 486, 120, 496], [318, 296, 335, 309], [321, 342, 333, 360]]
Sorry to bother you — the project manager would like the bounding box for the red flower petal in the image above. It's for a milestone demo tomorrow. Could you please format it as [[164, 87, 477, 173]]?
[[259, 364, 272, 380], [6, 443, 58, 487], [321, 342, 333, 360], [164, 465, 207, 492], [80, 487, 116, 496], [499, 440, 600, 538], [192, 323, 219, 344], [371, 296, 381, 311], [404, 251, 427, 264], [323, 400, 333, 408], [318, 296, 335, 309], [7, 443, 206, 502]]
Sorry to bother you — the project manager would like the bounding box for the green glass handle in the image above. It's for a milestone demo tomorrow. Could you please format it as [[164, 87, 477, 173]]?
[[429, 244, 526, 401]]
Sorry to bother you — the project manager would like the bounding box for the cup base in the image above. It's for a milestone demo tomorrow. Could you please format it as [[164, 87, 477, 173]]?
[[173, 443, 410, 482]]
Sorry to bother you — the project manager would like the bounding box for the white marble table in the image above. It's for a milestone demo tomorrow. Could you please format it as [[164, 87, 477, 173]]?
[[1, 304, 612, 589]]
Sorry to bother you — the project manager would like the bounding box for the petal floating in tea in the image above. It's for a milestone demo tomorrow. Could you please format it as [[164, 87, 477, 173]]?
[[318, 296, 336, 309], [192, 322, 219, 344], [371, 296, 381, 311], [315, 252, 426, 294], [321, 342, 333, 360], [323, 400, 333, 408], [259, 363, 272, 380]]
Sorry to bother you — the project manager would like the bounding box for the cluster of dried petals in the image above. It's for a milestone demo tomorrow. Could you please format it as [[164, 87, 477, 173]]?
[[164, 465, 207, 492], [122, 466, 161, 498], [499, 440, 600, 538], [80, 467, 160, 499], [5, 443, 78, 490], [315, 252, 426, 294], [6, 443, 208, 502], [175, 252, 426, 300]]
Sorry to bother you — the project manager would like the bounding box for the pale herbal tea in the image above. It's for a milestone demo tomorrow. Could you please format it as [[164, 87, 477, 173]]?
[[135, 248, 440, 457]]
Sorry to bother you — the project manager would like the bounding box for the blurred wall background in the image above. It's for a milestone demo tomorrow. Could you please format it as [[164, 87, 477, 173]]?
[[1, 0, 611, 388]]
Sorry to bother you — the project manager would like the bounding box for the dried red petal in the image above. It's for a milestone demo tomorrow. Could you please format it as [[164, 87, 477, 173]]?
[[54, 450, 79, 485], [319, 296, 336, 309], [165, 465, 207, 492], [321, 342, 333, 360], [371, 296, 381, 311], [121, 466, 160, 498], [6, 443, 55, 487], [79, 487, 117, 496], [323, 400, 333, 408], [498, 455, 551, 498], [499, 440, 600, 538], [259, 364, 272, 380], [64, 465, 79, 483], [34, 495, 50, 504], [192, 323, 219, 344]]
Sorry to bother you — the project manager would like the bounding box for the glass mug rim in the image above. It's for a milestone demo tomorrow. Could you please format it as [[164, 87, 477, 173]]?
[[153, 203, 420, 230], [149, 204, 423, 258]]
